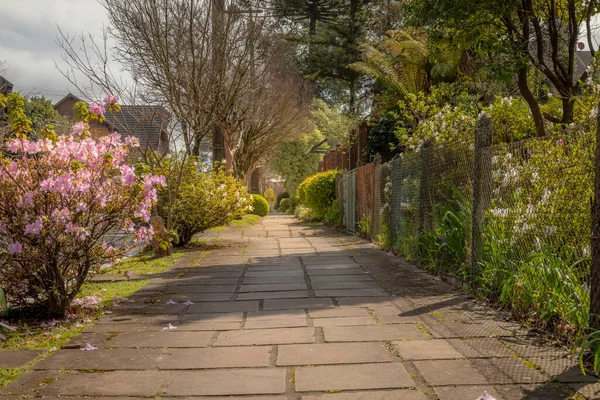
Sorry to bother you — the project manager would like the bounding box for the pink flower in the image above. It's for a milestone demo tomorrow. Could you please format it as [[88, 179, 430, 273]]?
[[124, 136, 140, 147], [7, 242, 23, 255], [556, 139, 564, 146], [25, 217, 43, 235], [163, 323, 177, 330], [120, 165, 136, 186], [6, 139, 21, 153], [166, 299, 177, 305], [89, 103, 106, 117], [71, 121, 89, 136], [476, 392, 497, 400], [184, 300, 194, 305], [103, 94, 118, 108]]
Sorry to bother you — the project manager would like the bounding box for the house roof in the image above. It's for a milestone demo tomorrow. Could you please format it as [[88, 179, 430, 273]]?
[[0, 76, 13, 94], [104, 105, 170, 151], [53, 94, 170, 151]]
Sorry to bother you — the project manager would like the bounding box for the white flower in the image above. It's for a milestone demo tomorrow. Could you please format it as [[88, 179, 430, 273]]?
[[490, 208, 509, 217]]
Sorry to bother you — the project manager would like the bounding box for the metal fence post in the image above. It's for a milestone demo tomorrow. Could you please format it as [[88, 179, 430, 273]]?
[[591, 102, 600, 330], [418, 140, 433, 235], [371, 153, 382, 238], [471, 113, 493, 278]]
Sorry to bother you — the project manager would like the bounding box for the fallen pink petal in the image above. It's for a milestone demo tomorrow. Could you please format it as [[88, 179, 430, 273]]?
[[80, 343, 98, 351], [184, 300, 194, 305], [165, 299, 177, 305], [163, 323, 177, 330], [0, 333, 6, 341], [476, 391, 497, 400]]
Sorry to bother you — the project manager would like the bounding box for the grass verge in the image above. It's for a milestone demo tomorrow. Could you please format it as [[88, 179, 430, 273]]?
[[0, 250, 184, 389], [229, 214, 261, 227]]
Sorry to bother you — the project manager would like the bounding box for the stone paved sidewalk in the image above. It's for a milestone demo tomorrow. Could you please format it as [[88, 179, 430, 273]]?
[[1, 215, 598, 399]]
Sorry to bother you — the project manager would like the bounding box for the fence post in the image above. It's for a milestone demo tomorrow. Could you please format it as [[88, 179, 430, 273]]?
[[418, 140, 433, 235], [371, 153, 382, 238], [471, 113, 493, 278], [591, 102, 600, 330]]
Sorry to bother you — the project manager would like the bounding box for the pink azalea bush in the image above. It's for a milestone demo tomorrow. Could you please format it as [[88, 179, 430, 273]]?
[[0, 97, 164, 316]]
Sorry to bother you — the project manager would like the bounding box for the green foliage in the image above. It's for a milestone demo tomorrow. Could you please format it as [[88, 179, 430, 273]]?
[[250, 194, 270, 217], [275, 191, 290, 210], [22, 96, 70, 138], [357, 214, 371, 238], [311, 99, 358, 146], [269, 140, 320, 196], [157, 157, 252, 246], [418, 189, 471, 276], [229, 214, 261, 227], [263, 188, 276, 203], [323, 200, 342, 226], [296, 170, 339, 220], [279, 198, 291, 212], [102, 250, 184, 276], [499, 252, 588, 340], [5, 93, 32, 138]]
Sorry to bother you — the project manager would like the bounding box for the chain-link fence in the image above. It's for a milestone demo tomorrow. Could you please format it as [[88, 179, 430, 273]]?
[[339, 114, 595, 339]]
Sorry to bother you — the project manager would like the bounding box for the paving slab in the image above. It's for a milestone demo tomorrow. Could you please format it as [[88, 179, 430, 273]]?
[[181, 312, 244, 322], [433, 384, 570, 400], [165, 284, 237, 293], [247, 310, 307, 320], [295, 363, 415, 392], [323, 325, 427, 342], [244, 276, 307, 284], [0, 370, 59, 395], [246, 271, 304, 278], [277, 343, 393, 366], [311, 281, 381, 289], [107, 331, 213, 348], [237, 290, 310, 300], [39, 371, 167, 397], [244, 318, 307, 329], [301, 390, 428, 400], [308, 308, 370, 318], [393, 338, 512, 360], [188, 301, 259, 313], [162, 369, 287, 396], [176, 321, 241, 330], [240, 283, 308, 292], [313, 317, 376, 327], [315, 289, 388, 297], [263, 298, 334, 311], [0, 350, 40, 369], [162, 293, 232, 302], [307, 269, 366, 276], [309, 275, 374, 282], [156, 347, 271, 369], [34, 349, 162, 370], [215, 327, 315, 346], [413, 359, 547, 385]]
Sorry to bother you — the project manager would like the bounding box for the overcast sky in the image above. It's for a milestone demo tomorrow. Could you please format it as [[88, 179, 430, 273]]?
[[1, 0, 108, 102], [2, 2, 600, 105]]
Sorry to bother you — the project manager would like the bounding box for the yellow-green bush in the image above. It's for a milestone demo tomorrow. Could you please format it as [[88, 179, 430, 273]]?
[[157, 157, 252, 246], [250, 194, 270, 216], [296, 170, 340, 219]]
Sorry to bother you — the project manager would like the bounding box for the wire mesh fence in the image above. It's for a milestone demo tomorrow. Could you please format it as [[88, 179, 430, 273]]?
[[339, 114, 595, 340]]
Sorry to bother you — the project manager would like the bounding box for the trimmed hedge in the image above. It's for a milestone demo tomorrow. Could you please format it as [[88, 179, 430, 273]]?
[[250, 194, 270, 216], [296, 170, 339, 219]]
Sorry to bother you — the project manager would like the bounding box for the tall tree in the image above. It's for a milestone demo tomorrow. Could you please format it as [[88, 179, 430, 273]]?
[[406, 0, 600, 136]]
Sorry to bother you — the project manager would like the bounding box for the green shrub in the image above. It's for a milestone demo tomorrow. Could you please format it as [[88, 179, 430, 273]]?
[[263, 188, 276, 203], [158, 157, 252, 246], [250, 194, 270, 216], [279, 198, 291, 212], [296, 170, 339, 219], [275, 190, 290, 210]]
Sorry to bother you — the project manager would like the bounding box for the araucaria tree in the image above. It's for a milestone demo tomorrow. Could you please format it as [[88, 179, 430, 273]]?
[[0, 95, 164, 316]]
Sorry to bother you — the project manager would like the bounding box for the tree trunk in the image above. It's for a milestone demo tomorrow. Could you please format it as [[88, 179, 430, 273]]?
[[517, 66, 546, 137], [561, 95, 575, 125]]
